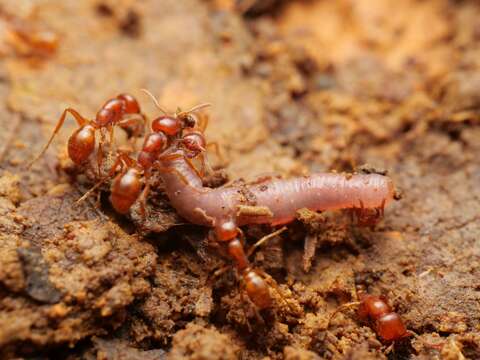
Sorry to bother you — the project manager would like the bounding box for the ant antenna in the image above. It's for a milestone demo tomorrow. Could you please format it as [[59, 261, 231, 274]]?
[[176, 103, 212, 119], [185, 103, 211, 114], [140, 89, 168, 115]]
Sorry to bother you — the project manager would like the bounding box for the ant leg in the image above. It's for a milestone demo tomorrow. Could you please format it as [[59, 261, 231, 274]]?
[[327, 302, 361, 329], [255, 268, 296, 312], [117, 114, 146, 151], [198, 114, 209, 132], [138, 171, 151, 217], [199, 153, 214, 177], [157, 152, 184, 162], [239, 289, 254, 331], [108, 125, 115, 154], [28, 108, 89, 168], [75, 153, 127, 204], [96, 129, 108, 177], [154, 163, 190, 186], [184, 156, 204, 179], [246, 226, 287, 258], [206, 142, 225, 163]]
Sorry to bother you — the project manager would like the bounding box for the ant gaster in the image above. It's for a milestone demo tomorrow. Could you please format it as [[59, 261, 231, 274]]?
[[29, 93, 145, 169]]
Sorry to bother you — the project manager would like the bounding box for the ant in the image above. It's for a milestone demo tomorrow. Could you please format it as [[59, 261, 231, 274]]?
[[77, 92, 214, 215], [142, 89, 220, 176], [214, 222, 294, 311], [77, 133, 176, 215], [329, 290, 409, 342], [106, 129, 213, 215], [0, 11, 59, 58], [28, 93, 146, 171]]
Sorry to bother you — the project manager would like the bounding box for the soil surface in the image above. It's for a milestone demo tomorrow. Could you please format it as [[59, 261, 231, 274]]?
[[0, 0, 479, 359]]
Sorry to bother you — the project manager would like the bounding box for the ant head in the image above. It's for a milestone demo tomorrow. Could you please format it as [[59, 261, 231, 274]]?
[[181, 131, 206, 158], [176, 103, 211, 126], [181, 112, 197, 128]]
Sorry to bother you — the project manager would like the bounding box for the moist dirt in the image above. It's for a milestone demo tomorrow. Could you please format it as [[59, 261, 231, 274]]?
[[0, 0, 479, 359]]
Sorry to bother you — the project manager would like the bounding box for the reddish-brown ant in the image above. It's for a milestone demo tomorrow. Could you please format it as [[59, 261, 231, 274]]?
[[329, 291, 409, 342], [1, 12, 59, 58], [142, 89, 218, 176], [75, 92, 214, 215], [77, 132, 182, 215], [142, 89, 210, 138], [29, 93, 145, 169], [214, 222, 291, 310]]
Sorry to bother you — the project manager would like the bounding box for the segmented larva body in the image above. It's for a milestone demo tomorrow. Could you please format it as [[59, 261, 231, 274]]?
[[159, 150, 395, 229]]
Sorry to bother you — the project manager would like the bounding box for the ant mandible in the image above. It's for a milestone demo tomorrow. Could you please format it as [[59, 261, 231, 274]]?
[[28, 93, 145, 170]]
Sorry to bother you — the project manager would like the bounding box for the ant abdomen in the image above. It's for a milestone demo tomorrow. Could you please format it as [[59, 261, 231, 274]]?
[[357, 294, 408, 342], [244, 269, 271, 309], [96, 98, 123, 126], [110, 168, 142, 214], [117, 93, 141, 114], [67, 125, 96, 164], [151, 116, 182, 136], [375, 312, 407, 342]]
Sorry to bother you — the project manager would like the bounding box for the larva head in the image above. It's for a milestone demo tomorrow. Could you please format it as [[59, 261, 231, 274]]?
[[67, 125, 96, 164]]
